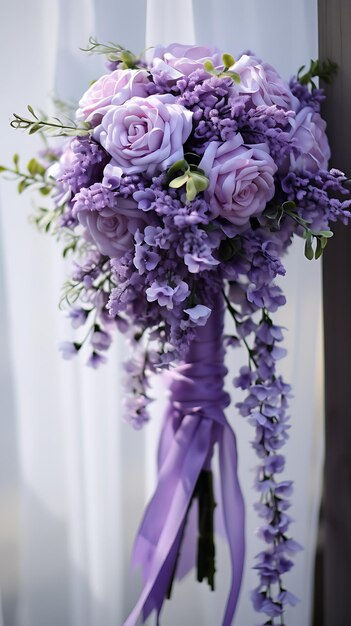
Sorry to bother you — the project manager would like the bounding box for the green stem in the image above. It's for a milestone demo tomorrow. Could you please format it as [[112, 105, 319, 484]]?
[[222, 289, 258, 368]]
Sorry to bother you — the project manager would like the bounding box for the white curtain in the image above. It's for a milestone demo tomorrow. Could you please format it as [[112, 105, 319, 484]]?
[[0, 1, 322, 625]]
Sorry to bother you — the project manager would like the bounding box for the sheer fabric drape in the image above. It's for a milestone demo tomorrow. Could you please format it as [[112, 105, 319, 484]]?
[[0, 1, 322, 625]]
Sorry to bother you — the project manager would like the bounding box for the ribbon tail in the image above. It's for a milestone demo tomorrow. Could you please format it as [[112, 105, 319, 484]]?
[[124, 415, 213, 626], [219, 423, 245, 626]]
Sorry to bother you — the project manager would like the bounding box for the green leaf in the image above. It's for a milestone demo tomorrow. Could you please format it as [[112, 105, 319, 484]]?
[[167, 159, 188, 177], [281, 200, 297, 211], [229, 71, 241, 84], [39, 186, 52, 195], [318, 229, 333, 238], [27, 158, 40, 176], [0, 166, 6, 173], [204, 60, 215, 72], [304, 237, 314, 260], [186, 177, 197, 202], [169, 173, 189, 189], [27, 105, 38, 119], [222, 53, 235, 69], [13, 154, 19, 169], [17, 179, 28, 194], [29, 124, 42, 134], [190, 172, 209, 193], [315, 238, 323, 260]]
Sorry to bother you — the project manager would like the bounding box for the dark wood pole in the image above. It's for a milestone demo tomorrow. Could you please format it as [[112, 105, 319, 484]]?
[[318, 2, 351, 625]]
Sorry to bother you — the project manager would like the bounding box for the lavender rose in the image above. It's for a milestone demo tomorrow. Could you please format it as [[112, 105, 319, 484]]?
[[151, 43, 222, 80], [93, 94, 193, 177], [288, 106, 330, 173], [233, 54, 297, 110], [76, 69, 151, 125], [199, 134, 277, 226], [72, 183, 145, 258]]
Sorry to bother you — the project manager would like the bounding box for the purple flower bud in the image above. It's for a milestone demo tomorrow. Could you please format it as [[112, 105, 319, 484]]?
[[59, 342, 80, 360]]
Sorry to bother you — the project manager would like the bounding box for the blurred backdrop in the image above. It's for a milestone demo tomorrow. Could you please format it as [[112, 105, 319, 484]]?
[[0, 1, 323, 625]]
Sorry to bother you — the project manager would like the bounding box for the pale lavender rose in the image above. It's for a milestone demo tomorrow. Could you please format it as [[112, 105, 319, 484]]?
[[73, 186, 145, 258], [151, 43, 222, 80], [233, 54, 297, 110], [76, 69, 151, 126], [199, 133, 277, 226], [93, 94, 193, 177], [288, 106, 330, 173]]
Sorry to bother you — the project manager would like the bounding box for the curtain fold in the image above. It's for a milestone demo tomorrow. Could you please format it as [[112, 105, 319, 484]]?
[[0, 1, 322, 625]]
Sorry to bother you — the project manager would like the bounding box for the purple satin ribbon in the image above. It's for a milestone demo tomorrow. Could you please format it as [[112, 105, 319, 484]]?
[[124, 293, 245, 626]]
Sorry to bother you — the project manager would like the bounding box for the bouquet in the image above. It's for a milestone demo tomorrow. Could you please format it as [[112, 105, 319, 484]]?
[[2, 41, 350, 625]]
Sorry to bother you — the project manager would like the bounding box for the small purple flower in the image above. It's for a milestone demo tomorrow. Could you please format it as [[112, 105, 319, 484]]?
[[68, 308, 89, 329], [59, 342, 80, 360], [146, 281, 189, 309], [133, 243, 160, 273], [184, 304, 212, 326], [102, 162, 123, 189], [87, 351, 107, 368], [91, 329, 112, 351]]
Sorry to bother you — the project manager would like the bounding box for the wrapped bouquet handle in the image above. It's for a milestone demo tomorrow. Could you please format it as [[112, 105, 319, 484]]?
[[127, 291, 245, 625], [2, 39, 349, 625]]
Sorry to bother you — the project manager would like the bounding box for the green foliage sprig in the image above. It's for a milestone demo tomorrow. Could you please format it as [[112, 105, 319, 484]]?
[[0, 153, 53, 195], [81, 37, 141, 69], [10, 106, 91, 137], [297, 58, 338, 89], [204, 53, 240, 83], [167, 159, 209, 202], [266, 201, 333, 260]]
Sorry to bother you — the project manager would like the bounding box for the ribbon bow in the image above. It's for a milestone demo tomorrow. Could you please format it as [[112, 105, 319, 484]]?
[[124, 294, 245, 626]]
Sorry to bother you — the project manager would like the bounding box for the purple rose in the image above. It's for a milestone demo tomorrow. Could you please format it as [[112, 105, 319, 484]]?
[[233, 54, 297, 110], [93, 94, 193, 177], [288, 106, 330, 173], [76, 69, 151, 126], [199, 134, 277, 226], [151, 43, 222, 80], [73, 185, 145, 258]]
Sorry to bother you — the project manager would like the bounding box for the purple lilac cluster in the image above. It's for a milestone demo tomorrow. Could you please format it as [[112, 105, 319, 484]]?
[[39, 43, 350, 622]]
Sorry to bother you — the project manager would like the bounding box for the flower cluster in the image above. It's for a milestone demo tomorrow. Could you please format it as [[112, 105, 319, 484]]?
[[3, 42, 349, 625]]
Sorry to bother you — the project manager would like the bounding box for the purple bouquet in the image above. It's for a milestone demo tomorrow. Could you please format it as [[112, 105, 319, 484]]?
[[2, 41, 350, 625]]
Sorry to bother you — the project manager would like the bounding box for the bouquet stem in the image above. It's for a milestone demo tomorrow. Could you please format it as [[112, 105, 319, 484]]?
[[125, 291, 245, 626]]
